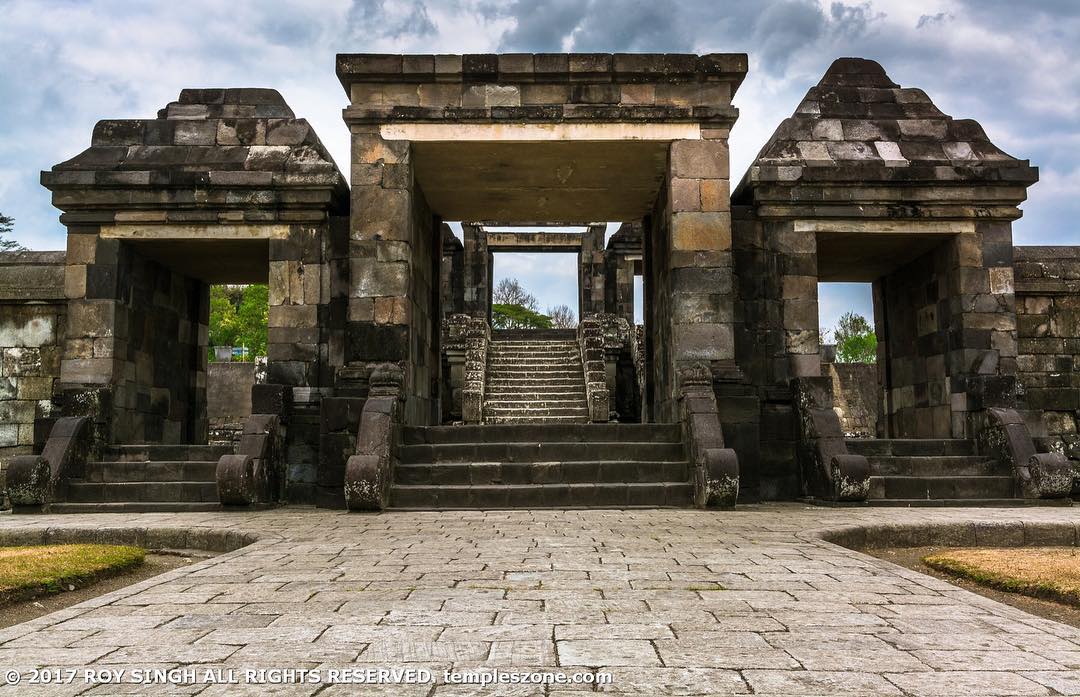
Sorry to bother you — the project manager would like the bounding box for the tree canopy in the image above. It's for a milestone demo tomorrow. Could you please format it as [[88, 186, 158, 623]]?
[[0, 212, 25, 252], [209, 284, 268, 359], [491, 278, 556, 329], [833, 311, 877, 363]]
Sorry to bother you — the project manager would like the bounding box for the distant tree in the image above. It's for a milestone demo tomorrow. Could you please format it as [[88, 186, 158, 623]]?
[[492, 303, 553, 330], [209, 284, 268, 359], [834, 311, 877, 363], [493, 278, 538, 311], [0, 212, 26, 252], [547, 304, 577, 329]]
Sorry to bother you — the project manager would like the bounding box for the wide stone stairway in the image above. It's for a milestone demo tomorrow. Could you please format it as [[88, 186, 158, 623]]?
[[390, 424, 692, 508], [848, 438, 1063, 506], [53, 444, 230, 513], [483, 330, 589, 424]]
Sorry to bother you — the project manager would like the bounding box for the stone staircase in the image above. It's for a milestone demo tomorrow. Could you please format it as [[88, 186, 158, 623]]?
[[390, 423, 691, 508], [847, 438, 1067, 506], [51, 444, 231, 513], [484, 332, 589, 424]]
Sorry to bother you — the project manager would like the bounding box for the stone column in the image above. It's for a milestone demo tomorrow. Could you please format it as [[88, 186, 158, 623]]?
[[462, 223, 489, 319], [579, 223, 607, 318], [658, 135, 735, 418], [347, 127, 438, 425]]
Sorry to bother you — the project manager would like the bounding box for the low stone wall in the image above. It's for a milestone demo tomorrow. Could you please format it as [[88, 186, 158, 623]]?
[[0, 252, 66, 493], [206, 361, 256, 444], [1014, 246, 1080, 462]]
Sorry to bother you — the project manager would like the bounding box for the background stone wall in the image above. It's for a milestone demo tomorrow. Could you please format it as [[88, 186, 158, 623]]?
[[0, 252, 66, 491], [1014, 246, 1080, 463], [876, 225, 1016, 440], [206, 361, 255, 443], [821, 349, 879, 438]]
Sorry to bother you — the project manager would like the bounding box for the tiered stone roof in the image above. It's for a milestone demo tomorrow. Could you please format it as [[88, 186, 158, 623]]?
[[736, 58, 1038, 197], [42, 89, 348, 224]]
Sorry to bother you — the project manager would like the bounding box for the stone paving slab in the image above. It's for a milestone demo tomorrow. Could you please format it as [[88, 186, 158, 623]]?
[[0, 504, 1078, 695]]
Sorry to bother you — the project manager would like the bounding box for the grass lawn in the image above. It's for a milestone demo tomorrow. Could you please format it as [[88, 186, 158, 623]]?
[[0, 544, 145, 603], [923, 547, 1080, 606]]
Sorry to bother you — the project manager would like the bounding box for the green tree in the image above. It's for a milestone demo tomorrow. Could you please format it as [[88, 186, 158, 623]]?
[[492, 303, 553, 329], [834, 311, 877, 363], [209, 284, 268, 359], [0, 212, 26, 252]]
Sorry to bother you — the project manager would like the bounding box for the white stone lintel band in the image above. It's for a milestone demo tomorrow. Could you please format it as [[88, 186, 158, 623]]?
[[379, 122, 702, 142], [795, 220, 977, 235], [100, 224, 292, 241]]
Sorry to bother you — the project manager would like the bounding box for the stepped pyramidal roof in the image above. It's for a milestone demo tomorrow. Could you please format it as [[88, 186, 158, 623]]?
[[736, 57, 1038, 195]]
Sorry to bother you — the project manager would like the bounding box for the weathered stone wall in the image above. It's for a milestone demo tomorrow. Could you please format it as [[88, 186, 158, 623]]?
[[579, 223, 606, 318], [821, 352, 879, 438], [58, 235, 208, 446], [461, 223, 489, 320], [730, 212, 806, 500], [1014, 246, 1080, 461], [877, 226, 1016, 439], [440, 224, 464, 319], [604, 222, 642, 325], [206, 361, 255, 441], [0, 252, 66, 487]]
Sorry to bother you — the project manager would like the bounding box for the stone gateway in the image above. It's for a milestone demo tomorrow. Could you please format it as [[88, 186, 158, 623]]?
[[0, 54, 1077, 512]]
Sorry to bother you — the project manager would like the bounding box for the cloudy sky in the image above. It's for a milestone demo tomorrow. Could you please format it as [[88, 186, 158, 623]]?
[[1, 0, 1076, 331]]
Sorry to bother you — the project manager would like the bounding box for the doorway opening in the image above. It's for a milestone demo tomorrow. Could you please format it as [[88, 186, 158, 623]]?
[[819, 282, 879, 438]]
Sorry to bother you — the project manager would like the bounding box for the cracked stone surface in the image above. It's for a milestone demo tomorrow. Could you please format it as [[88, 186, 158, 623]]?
[[1, 504, 1080, 695]]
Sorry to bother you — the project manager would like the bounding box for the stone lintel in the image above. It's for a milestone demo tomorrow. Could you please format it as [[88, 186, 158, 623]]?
[[484, 231, 583, 252], [378, 122, 703, 142], [99, 224, 291, 241], [794, 220, 976, 235]]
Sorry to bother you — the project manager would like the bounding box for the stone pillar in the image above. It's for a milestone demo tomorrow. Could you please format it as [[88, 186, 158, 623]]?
[[654, 135, 735, 420], [462, 223, 489, 319], [579, 223, 607, 318], [347, 127, 439, 425]]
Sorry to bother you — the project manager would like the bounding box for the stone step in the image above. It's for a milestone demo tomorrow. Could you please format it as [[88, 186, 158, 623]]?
[[484, 407, 590, 418], [488, 380, 587, 391], [401, 424, 683, 445], [487, 369, 582, 376], [489, 349, 579, 355], [48, 502, 224, 513], [488, 365, 583, 369], [485, 398, 588, 408], [489, 348, 579, 354], [84, 460, 218, 483], [867, 455, 1002, 477], [867, 498, 1072, 508], [65, 480, 220, 504], [398, 440, 685, 464], [389, 482, 693, 508], [484, 391, 587, 400], [101, 444, 234, 463], [485, 415, 591, 424], [486, 356, 578, 360], [868, 475, 1016, 500], [395, 461, 689, 485], [846, 439, 975, 457], [491, 329, 577, 341]]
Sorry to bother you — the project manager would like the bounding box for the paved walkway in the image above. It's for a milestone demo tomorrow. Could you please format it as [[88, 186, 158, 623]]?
[[1, 504, 1080, 695]]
